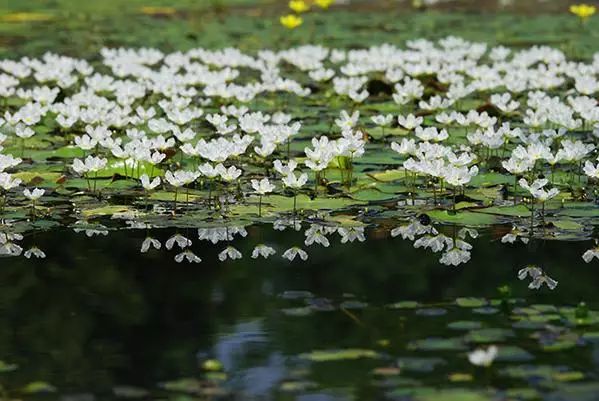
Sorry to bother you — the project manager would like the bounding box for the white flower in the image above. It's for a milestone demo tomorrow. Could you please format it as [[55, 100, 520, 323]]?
[[0, 173, 22, 191], [218, 246, 242, 261], [198, 163, 219, 179], [72, 156, 107, 174], [282, 246, 308, 261], [140, 174, 161, 191], [251, 178, 275, 195], [468, 346, 498, 367], [165, 170, 197, 187], [397, 114, 423, 130], [0, 154, 22, 172], [282, 172, 308, 189], [273, 159, 297, 175], [519, 178, 559, 201], [583, 161, 599, 179], [251, 244, 276, 259], [23, 188, 45, 201], [15, 124, 35, 139], [335, 110, 359, 130], [216, 164, 242, 182], [371, 114, 393, 126]]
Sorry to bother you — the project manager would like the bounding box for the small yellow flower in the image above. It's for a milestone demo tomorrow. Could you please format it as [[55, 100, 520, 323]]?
[[570, 4, 596, 21], [315, 0, 334, 9], [140, 6, 177, 16], [0, 12, 54, 23], [289, 0, 310, 13], [280, 14, 303, 29]]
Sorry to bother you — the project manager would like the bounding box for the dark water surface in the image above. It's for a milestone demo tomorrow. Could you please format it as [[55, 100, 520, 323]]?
[[2, 224, 599, 400]]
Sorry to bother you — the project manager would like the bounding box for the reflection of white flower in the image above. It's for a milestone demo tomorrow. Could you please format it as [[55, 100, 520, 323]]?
[[518, 265, 557, 290], [175, 250, 202, 263], [198, 227, 247, 243], [439, 247, 471, 266], [282, 247, 308, 261], [517, 265, 542, 281], [273, 219, 302, 232], [72, 222, 109, 237], [529, 274, 558, 290], [251, 244, 276, 259], [0, 232, 23, 244], [391, 220, 437, 240], [468, 346, 498, 367], [0, 242, 22, 256], [304, 225, 330, 247], [501, 226, 529, 245], [218, 246, 242, 261], [582, 247, 599, 263], [141, 237, 161, 253], [414, 234, 451, 253], [166, 234, 192, 250], [24, 246, 46, 259], [458, 228, 478, 239], [337, 226, 365, 243]]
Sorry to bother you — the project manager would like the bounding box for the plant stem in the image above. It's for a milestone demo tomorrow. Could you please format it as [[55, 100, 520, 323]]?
[[293, 192, 297, 215], [453, 187, 457, 213]]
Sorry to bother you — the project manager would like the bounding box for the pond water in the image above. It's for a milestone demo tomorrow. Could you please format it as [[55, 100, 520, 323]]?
[[3, 222, 599, 401], [1, 1, 599, 400]]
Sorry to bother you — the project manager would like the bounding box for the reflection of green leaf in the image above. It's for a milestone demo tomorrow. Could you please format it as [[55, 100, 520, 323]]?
[[0, 360, 17, 373], [387, 301, 420, 309], [389, 388, 494, 401], [496, 346, 534, 362], [299, 349, 379, 362], [447, 321, 483, 330], [465, 328, 514, 343], [22, 381, 56, 394], [456, 297, 488, 308], [408, 337, 467, 351], [159, 378, 202, 393], [553, 371, 585, 382], [397, 357, 446, 373]]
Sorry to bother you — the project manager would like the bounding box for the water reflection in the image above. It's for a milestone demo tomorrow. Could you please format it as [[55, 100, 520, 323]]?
[[0, 222, 598, 399]]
